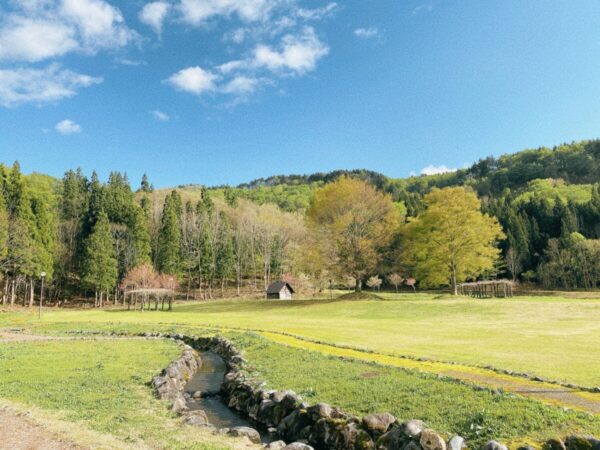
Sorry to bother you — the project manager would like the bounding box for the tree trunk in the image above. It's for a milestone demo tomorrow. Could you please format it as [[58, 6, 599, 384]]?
[[355, 277, 361, 292], [29, 279, 34, 308], [10, 279, 15, 306], [451, 263, 458, 295]]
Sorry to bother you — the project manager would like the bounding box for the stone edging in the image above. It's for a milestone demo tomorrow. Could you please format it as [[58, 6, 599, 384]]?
[[66, 330, 600, 450]]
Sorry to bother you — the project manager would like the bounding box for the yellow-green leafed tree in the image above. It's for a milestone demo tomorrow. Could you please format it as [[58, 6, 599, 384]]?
[[307, 177, 399, 292], [402, 187, 505, 294]]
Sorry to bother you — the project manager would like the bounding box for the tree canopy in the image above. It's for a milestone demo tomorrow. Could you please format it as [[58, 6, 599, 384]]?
[[402, 187, 504, 294], [307, 177, 399, 291]]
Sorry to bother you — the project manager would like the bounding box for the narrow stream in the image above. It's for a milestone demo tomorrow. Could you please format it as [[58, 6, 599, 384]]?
[[184, 351, 277, 443]]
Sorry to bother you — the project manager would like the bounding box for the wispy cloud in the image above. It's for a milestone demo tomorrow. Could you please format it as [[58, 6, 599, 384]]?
[[354, 27, 379, 39], [151, 110, 170, 121], [56, 119, 82, 134], [412, 4, 433, 15], [0, 64, 102, 107], [115, 58, 147, 66]]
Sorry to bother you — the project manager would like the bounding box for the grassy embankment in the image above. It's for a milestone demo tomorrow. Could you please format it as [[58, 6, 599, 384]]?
[[0, 337, 241, 450]]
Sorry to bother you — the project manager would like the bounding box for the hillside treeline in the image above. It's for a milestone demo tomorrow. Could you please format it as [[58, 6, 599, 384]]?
[[2, 139, 600, 305], [0, 162, 310, 304], [217, 139, 600, 289]]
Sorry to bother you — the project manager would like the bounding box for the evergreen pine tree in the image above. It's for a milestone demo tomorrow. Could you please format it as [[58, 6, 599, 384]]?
[[157, 191, 181, 274], [140, 173, 154, 193], [81, 211, 117, 306]]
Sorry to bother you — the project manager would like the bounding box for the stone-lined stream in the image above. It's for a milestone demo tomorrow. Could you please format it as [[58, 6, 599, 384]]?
[[184, 351, 277, 443]]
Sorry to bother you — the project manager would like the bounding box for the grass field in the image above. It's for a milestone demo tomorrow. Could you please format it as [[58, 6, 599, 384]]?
[[2, 293, 600, 449], [227, 332, 600, 448], [0, 337, 237, 449], [5, 293, 600, 387]]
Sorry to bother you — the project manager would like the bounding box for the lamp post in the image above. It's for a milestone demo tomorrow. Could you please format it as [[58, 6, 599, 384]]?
[[38, 272, 46, 320]]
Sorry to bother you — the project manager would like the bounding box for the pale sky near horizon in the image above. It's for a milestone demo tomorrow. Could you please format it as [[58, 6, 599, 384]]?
[[1, 0, 600, 187]]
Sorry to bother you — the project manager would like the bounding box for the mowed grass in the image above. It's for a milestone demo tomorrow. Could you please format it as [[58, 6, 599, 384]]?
[[5, 293, 600, 387], [227, 332, 600, 448], [0, 338, 232, 449]]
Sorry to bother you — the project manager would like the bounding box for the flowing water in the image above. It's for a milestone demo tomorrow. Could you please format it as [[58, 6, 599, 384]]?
[[184, 351, 277, 443]]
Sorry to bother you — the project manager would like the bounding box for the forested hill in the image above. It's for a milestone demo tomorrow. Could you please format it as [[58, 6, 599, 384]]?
[[199, 139, 600, 213]]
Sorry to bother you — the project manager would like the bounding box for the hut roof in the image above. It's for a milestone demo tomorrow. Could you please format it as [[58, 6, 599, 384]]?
[[266, 281, 295, 294]]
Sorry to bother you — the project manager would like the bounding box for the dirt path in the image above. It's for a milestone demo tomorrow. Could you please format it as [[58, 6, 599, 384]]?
[[0, 408, 84, 450], [260, 331, 600, 414], [0, 332, 152, 343]]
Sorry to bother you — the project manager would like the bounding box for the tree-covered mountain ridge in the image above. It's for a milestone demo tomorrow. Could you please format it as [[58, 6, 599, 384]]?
[[165, 139, 600, 213]]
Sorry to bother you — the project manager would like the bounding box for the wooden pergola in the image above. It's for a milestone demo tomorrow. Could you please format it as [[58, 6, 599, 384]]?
[[124, 288, 175, 311], [457, 280, 514, 298]]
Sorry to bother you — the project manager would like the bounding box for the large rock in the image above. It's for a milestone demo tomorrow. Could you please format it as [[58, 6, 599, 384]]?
[[420, 430, 446, 450], [307, 403, 333, 422], [376, 427, 409, 450], [283, 444, 315, 450], [257, 400, 278, 427], [484, 441, 508, 450], [565, 437, 593, 450], [309, 417, 348, 449], [228, 426, 261, 444], [271, 391, 302, 425], [402, 420, 425, 439], [362, 413, 396, 438], [183, 410, 209, 427], [171, 395, 188, 414], [343, 421, 376, 450], [278, 408, 314, 442], [264, 441, 287, 449], [545, 439, 567, 450], [447, 436, 465, 450]]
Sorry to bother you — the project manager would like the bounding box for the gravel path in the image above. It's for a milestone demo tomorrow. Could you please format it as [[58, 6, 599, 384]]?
[[0, 408, 83, 450]]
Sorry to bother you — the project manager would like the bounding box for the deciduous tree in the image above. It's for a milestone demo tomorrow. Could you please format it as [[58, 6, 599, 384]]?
[[402, 187, 504, 294], [307, 177, 399, 291]]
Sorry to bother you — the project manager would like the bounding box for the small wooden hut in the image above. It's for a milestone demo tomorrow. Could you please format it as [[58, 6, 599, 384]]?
[[266, 281, 294, 300]]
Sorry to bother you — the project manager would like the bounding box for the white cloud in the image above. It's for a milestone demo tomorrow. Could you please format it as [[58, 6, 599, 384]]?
[[420, 165, 457, 176], [412, 4, 433, 15], [166, 66, 218, 95], [165, 4, 333, 102], [296, 3, 337, 20], [151, 109, 170, 121], [139, 1, 171, 34], [0, 0, 136, 62], [224, 27, 247, 44], [0, 18, 77, 62], [56, 119, 82, 134], [354, 27, 379, 39], [178, 0, 279, 25], [253, 27, 328, 74], [221, 76, 260, 94], [0, 64, 102, 107], [116, 57, 147, 66], [217, 59, 245, 74]]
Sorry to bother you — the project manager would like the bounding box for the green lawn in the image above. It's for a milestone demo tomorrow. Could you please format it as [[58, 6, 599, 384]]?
[[227, 332, 600, 448], [5, 293, 600, 387], [0, 338, 232, 450]]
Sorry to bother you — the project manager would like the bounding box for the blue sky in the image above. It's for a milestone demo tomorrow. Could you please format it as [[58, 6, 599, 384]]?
[[1, 0, 600, 187]]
